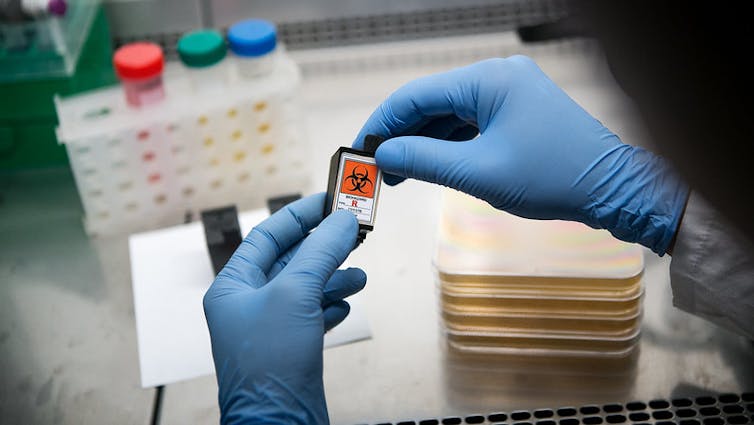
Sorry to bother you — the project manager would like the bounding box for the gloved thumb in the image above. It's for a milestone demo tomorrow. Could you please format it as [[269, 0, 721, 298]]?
[[375, 136, 471, 189], [276, 210, 359, 290]]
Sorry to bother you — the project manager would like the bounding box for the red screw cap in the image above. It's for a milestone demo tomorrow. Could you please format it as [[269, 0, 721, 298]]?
[[114, 42, 164, 80]]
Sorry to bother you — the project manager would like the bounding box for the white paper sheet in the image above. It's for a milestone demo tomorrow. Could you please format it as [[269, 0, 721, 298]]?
[[129, 208, 371, 388]]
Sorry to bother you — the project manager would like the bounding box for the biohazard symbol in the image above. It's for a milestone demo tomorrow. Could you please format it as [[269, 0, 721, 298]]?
[[340, 160, 377, 197], [346, 165, 372, 194]]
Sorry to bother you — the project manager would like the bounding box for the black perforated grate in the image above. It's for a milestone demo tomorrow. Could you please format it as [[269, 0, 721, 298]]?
[[274, 0, 566, 50], [358, 392, 754, 425], [112, 0, 567, 59]]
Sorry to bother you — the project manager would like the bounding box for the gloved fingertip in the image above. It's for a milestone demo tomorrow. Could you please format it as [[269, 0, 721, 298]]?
[[322, 267, 367, 305], [345, 267, 367, 286], [323, 300, 350, 332], [325, 209, 359, 234], [383, 174, 405, 186], [317, 216, 358, 264], [376, 135, 465, 187], [374, 139, 405, 172], [340, 267, 367, 294]]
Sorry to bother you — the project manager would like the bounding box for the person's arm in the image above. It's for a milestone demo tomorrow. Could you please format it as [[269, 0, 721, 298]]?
[[353, 56, 688, 256], [203, 193, 365, 424], [353, 57, 754, 339], [669, 191, 754, 339]]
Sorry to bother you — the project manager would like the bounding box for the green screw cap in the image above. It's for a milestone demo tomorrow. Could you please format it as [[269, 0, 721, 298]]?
[[177, 30, 227, 68]]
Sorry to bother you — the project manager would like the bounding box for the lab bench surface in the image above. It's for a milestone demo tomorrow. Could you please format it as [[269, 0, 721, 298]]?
[[1, 34, 752, 424]]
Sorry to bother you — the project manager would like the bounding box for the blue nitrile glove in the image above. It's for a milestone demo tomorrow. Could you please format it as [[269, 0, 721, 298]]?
[[354, 56, 688, 254], [203, 193, 364, 424]]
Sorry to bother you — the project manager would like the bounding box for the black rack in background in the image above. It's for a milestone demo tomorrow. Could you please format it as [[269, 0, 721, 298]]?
[[112, 0, 568, 59]]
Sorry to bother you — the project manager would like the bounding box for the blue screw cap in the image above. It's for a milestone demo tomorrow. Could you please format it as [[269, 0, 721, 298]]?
[[227, 19, 277, 57]]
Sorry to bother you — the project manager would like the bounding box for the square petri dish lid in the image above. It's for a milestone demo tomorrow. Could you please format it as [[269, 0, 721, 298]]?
[[442, 301, 643, 320], [444, 326, 642, 358], [440, 280, 645, 302], [438, 274, 644, 299], [442, 324, 642, 343], [445, 336, 640, 358], [443, 322, 641, 340], [440, 286, 644, 317], [441, 309, 643, 338], [443, 321, 642, 341], [434, 189, 644, 284], [444, 344, 640, 375]]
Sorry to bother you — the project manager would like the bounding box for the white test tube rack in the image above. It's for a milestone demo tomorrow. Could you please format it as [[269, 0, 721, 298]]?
[[55, 54, 310, 236]]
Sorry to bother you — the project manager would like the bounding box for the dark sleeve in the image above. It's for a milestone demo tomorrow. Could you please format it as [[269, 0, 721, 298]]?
[[669, 192, 754, 339]]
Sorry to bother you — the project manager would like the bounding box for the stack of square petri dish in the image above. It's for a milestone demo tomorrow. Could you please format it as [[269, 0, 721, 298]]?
[[434, 189, 645, 358]]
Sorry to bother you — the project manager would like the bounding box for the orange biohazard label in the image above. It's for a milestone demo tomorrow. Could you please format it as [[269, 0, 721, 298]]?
[[340, 159, 377, 198]]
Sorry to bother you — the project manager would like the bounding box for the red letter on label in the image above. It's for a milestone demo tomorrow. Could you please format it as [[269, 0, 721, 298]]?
[[351, 200, 358, 207]]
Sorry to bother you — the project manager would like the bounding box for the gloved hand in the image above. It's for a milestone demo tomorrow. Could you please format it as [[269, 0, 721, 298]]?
[[203, 193, 365, 424], [354, 56, 688, 254]]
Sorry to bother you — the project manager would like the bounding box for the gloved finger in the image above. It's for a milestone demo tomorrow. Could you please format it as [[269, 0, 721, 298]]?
[[379, 119, 478, 187], [219, 193, 325, 288], [375, 135, 476, 190], [323, 300, 350, 332], [352, 64, 481, 149], [322, 267, 367, 306], [266, 239, 304, 280], [276, 210, 359, 292], [271, 255, 365, 301], [383, 173, 405, 186]]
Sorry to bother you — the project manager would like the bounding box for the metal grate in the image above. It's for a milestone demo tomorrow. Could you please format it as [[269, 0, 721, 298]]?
[[111, 0, 568, 59], [359, 392, 754, 425], [275, 0, 566, 50]]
